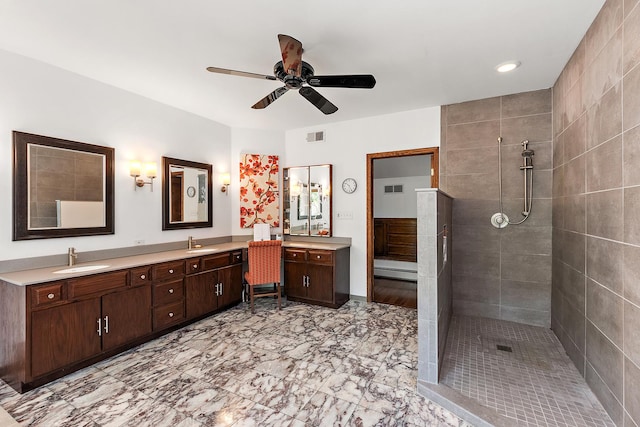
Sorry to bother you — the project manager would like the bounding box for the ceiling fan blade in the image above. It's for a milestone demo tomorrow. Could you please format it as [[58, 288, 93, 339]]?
[[278, 34, 303, 77], [307, 74, 376, 89], [206, 66, 276, 81], [251, 86, 289, 109], [299, 87, 338, 115]]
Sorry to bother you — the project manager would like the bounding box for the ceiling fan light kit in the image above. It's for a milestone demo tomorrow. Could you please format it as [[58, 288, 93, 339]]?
[[207, 34, 376, 114]]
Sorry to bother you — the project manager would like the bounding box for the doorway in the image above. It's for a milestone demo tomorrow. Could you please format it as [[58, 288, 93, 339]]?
[[366, 148, 439, 307]]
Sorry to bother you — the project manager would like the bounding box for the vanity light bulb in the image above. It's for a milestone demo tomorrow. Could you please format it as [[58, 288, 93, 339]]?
[[129, 161, 142, 177], [145, 162, 157, 179]]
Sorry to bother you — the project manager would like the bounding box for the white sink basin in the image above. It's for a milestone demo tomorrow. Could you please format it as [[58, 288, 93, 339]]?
[[53, 265, 110, 274], [186, 248, 218, 254]]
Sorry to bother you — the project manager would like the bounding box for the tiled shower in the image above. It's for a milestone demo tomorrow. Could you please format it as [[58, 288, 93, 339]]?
[[438, 0, 640, 424], [440, 89, 553, 328]]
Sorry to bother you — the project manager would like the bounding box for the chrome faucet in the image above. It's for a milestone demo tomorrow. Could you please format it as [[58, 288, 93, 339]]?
[[68, 247, 78, 266]]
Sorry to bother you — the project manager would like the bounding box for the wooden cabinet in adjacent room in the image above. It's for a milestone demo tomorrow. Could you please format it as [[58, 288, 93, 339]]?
[[283, 246, 350, 308], [373, 218, 417, 262]]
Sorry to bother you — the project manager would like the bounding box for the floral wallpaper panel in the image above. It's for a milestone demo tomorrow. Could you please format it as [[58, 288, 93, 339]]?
[[239, 154, 279, 228]]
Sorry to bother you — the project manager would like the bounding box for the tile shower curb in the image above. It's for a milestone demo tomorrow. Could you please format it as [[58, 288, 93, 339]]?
[[417, 380, 515, 427]]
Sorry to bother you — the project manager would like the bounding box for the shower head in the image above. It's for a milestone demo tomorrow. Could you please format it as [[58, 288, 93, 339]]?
[[521, 139, 529, 148], [522, 149, 535, 158]]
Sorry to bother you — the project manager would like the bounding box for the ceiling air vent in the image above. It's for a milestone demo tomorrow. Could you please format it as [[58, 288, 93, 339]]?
[[306, 131, 325, 143]]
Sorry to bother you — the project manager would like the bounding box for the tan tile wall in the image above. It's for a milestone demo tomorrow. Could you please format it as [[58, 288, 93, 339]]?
[[440, 88, 553, 328], [29, 145, 103, 228], [552, 0, 640, 424]]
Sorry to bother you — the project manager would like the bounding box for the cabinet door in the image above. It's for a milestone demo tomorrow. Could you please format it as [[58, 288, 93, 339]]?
[[218, 264, 243, 308], [31, 298, 101, 378], [284, 261, 307, 299], [185, 271, 217, 319], [102, 286, 152, 351], [306, 264, 334, 304]]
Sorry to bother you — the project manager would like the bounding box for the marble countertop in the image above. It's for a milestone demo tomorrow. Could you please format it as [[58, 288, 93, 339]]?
[[0, 240, 350, 286]]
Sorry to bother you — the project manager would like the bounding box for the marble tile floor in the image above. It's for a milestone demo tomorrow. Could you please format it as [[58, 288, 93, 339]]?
[[440, 315, 615, 427], [0, 299, 470, 427]]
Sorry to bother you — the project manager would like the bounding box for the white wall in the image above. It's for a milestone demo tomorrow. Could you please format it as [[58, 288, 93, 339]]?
[[373, 176, 430, 218], [285, 107, 440, 297], [0, 49, 233, 261]]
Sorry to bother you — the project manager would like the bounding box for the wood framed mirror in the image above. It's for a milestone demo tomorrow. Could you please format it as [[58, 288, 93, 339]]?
[[162, 156, 212, 230], [13, 131, 115, 241]]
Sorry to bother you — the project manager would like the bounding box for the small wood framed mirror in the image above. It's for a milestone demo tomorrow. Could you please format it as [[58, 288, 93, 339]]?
[[162, 156, 212, 230]]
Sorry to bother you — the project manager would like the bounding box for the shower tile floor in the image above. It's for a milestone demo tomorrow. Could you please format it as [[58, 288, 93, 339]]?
[[0, 300, 470, 426], [440, 315, 615, 427]]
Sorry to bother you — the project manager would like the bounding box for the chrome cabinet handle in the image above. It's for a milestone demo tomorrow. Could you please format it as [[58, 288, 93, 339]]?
[[169, 269, 174, 274], [193, 264, 198, 269], [215, 283, 220, 296], [220, 283, 223, 295], [47, 293, 55, 300], [97, 318, 102, 337], [140, 274, 146, 280], [169, 288, 174, 294], [317, 255, 321, 259], [104, 316, 109, 334], [168, 312, 174, 318]]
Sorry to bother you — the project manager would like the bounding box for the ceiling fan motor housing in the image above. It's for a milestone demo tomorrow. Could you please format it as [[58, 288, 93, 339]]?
[[274, 61, 314, 89]]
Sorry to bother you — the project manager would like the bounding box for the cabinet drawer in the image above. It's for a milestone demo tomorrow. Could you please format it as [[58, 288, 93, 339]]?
[[153, 279, 184, 307], [68, 270, 128, 299], [130, 266, 151, 287], [307, 250, 333, 265], [152, 261, 185, 281], [202, 253, 231, 271], [231, 251, 243, 265], [30, 282, 65, 308], [186, 258, 201, 274], [284, 248, 306, 262], [153, 301, 185, 330]]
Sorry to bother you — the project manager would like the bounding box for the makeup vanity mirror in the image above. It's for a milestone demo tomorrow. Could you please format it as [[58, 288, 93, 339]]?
[[12, 131, 114, 240], [162, 156, 212, 230], [283, 164, 332, 236]]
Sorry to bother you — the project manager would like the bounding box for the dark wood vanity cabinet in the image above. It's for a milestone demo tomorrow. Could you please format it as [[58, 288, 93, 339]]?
[[284, 246, 350, 308], [29, 271, 152, 379], [185, 251, 243, 320], [150, 260, 186, 331], [0, 249, 245, 393]]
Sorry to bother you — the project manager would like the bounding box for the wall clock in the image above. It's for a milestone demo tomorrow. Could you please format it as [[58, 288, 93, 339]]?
[[187, 186, 196, 198], [342, 178, 357, 194]]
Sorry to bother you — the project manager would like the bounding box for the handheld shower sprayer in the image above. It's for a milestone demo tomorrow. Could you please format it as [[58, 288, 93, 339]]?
[[491, 137, 535, 228]]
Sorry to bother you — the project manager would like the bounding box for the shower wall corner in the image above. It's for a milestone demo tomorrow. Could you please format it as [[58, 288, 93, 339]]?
[[417, 188, 453, 384]]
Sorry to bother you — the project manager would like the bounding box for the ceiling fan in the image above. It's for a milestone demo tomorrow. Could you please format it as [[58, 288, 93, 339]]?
[[206, 34, 376, 115]]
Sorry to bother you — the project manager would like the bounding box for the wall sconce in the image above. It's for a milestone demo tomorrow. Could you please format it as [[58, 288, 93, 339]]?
[[130, 161, 157, 191], [290, 180, 302, 197], [221, 172, 231, 194]]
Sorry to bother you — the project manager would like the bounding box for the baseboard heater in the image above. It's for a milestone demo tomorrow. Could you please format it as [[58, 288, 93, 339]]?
[[373, 266, 417, 281]]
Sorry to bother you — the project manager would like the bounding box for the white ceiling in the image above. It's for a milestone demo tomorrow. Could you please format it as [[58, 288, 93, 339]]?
[[0, 1, 604, 131]]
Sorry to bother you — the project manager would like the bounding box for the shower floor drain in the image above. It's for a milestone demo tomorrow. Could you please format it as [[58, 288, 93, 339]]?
[[496, 344, 513, 352]]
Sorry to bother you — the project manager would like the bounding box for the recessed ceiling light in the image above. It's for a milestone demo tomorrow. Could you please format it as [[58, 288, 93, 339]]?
[[496, 61, 521, 73]]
